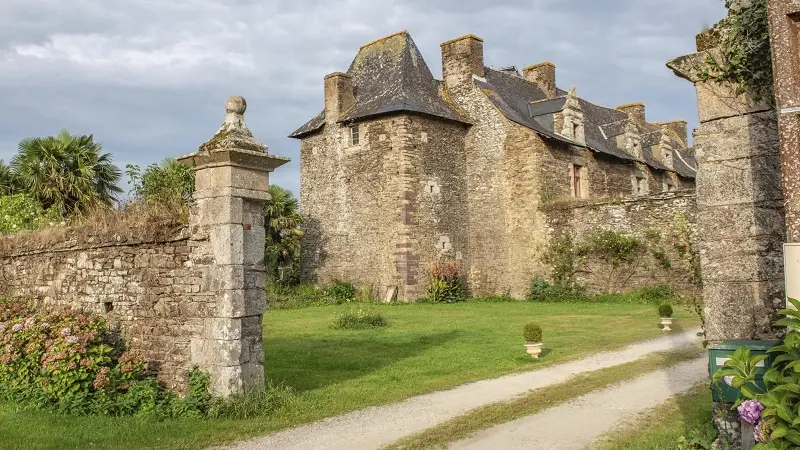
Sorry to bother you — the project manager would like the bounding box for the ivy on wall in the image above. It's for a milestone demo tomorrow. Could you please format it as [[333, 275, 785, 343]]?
[[698, 0, 774, 104]]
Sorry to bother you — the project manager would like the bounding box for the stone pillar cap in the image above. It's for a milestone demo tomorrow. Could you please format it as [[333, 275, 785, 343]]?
[[198, 96, 268, 154], [178, 96, 290, 172]]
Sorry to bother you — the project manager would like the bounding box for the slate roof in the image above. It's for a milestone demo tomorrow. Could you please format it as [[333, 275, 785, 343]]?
[[674, 149, 698, 178], [289, 31, 467, 138], [477, 68, 693, 177], [474, 69, 583, 146], [289, 31, 696, 180], [289, 110, 325, 139]]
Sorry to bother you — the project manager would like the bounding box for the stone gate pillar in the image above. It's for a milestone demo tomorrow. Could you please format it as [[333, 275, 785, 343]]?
[[667, 34, 785, 345], [179, 96, 288, 396]]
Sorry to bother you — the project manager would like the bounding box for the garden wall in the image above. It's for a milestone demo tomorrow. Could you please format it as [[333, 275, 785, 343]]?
[[542, 191, 698, 294], [0, 224, 213, 392], [0, 96, 287, 396]]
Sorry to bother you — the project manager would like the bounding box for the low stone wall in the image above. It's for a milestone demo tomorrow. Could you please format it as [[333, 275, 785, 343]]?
[[542, 191, 698, 293], [0, 226, 210, 392]]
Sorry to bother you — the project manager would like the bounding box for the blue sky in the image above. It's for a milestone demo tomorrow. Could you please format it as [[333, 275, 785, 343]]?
[[0, 0, 726, 197]]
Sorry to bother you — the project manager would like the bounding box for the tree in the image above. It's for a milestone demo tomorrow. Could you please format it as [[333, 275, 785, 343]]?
[[126, 158, 195, 208], [0, 160, 18, 195], [11, 130, 122, 216], [264, 185, 303, 281]]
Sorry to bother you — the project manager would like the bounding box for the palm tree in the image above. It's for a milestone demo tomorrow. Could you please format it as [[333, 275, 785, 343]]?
[[264, 185, 303, 280], [11, 130, 122, 216], [0, 160, 17, 195]]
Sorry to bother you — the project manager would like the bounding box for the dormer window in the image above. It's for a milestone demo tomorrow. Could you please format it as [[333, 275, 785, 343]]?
[[350, 125, 360, 146]]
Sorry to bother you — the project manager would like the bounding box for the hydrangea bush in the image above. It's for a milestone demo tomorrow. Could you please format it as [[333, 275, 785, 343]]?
[[0, 299, 213, 418]]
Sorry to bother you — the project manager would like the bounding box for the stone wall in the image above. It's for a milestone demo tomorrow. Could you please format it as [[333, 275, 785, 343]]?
[[299, 113, 469, 301], [0, 228, 204, 392], [0, 96, 287, 396], [542, 192, 698, 293], [767, 0, 800, 243]]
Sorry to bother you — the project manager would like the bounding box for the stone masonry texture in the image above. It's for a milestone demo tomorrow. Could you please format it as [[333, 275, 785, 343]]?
[[767, 0, 800, 242], [668, 31, 785, 343], [0, 229, 203, 392], [294, 32, 698, 301], [0, 96, 288, 397]]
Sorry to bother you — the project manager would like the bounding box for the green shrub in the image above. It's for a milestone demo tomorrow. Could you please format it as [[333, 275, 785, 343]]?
[[0, 193, 62, 235], [0, 299, 219, 419], [523, 323, 543, 343], [332, 308, 387, 330], [126, 159, 195, 208], [640, 285, 674, 303], [527, 276, 551, 301], [526, 275, 586, 302], [324, 280, 357, 303], [426, 263, 466, 303], [658, 303, 674, 318]]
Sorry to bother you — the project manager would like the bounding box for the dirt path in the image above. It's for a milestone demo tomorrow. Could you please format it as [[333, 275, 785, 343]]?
[[224, 329, 701, 450], [449, 357, 707, 449]]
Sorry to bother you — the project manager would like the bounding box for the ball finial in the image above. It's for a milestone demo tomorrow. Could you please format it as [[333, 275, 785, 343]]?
[[225, 96, 247, 115]]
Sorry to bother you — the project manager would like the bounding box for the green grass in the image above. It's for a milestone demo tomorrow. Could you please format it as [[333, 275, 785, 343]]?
[[0, 301, 699, 450], [590, 383, 716, 450], [383, 347, 704, 450]]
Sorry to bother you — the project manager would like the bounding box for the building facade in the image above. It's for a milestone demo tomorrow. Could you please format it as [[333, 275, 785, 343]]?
[[291, 31, 697, 300]]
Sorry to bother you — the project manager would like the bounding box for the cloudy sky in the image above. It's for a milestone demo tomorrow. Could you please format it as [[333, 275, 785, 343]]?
[[0, 0, 726, 197]]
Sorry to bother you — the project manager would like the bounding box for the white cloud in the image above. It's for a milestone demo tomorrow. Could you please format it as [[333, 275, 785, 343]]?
[[0, 0, 727, 196]]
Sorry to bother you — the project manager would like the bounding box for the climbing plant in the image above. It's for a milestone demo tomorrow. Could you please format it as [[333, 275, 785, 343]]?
[[698, 0, 773, 104]]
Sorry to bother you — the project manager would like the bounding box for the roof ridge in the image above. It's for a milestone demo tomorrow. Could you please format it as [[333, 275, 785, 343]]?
[[359, 30, 408, 50]]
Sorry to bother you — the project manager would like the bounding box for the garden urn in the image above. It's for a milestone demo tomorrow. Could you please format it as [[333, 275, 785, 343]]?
[[660, 317, 673, 331], [524, 342, 543, 359]]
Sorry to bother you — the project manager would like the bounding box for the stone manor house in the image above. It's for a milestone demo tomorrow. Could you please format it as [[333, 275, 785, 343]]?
[[290, 31, 697, 300]]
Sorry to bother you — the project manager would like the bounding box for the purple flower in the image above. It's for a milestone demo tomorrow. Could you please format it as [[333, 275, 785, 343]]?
[[58, 327, 71, 337], [11, 324, 23, 332], [738, 399, 763, 425]]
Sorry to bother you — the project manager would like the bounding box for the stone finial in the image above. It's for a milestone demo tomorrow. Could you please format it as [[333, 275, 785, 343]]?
[[199, 96, 268, 154], [560, 87, 585, 144]]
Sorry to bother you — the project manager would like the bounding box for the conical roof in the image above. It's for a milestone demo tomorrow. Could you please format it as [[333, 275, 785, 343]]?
[[339, 31, 467, 124]]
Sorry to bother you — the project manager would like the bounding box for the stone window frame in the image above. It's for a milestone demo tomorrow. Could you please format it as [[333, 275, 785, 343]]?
[[632, 171, 649, 196], [349, 125, 360, 146], [662, 174, 677, 193], [570, 163, 588, 199]]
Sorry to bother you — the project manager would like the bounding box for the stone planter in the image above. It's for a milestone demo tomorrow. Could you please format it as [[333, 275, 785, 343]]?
[[660, 317, 673, 331], [524, 342, 543, 359]]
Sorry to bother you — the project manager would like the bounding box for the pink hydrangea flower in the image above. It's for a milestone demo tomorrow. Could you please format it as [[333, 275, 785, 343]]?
[[738, 399, 763, 425], [11, 324, 23, 332]]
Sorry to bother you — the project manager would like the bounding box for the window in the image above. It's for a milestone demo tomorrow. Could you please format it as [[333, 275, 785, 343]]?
[[633, 175, 648, 195], [571, 164, 586, 199], [662, 177, 676, 193], [350, 126, 360, 146]]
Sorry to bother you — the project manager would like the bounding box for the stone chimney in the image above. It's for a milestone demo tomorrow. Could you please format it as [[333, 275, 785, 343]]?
[[324, 72, 355, 123], [523, 62, 557, 98], [653, 120, 688, 147], [616, 102, 646, 124], [441, 34, 485, 93]]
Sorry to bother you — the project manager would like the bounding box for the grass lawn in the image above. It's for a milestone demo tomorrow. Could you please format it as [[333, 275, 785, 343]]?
[[0, 301, 699, 450], [590, 383, 716, 450]]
